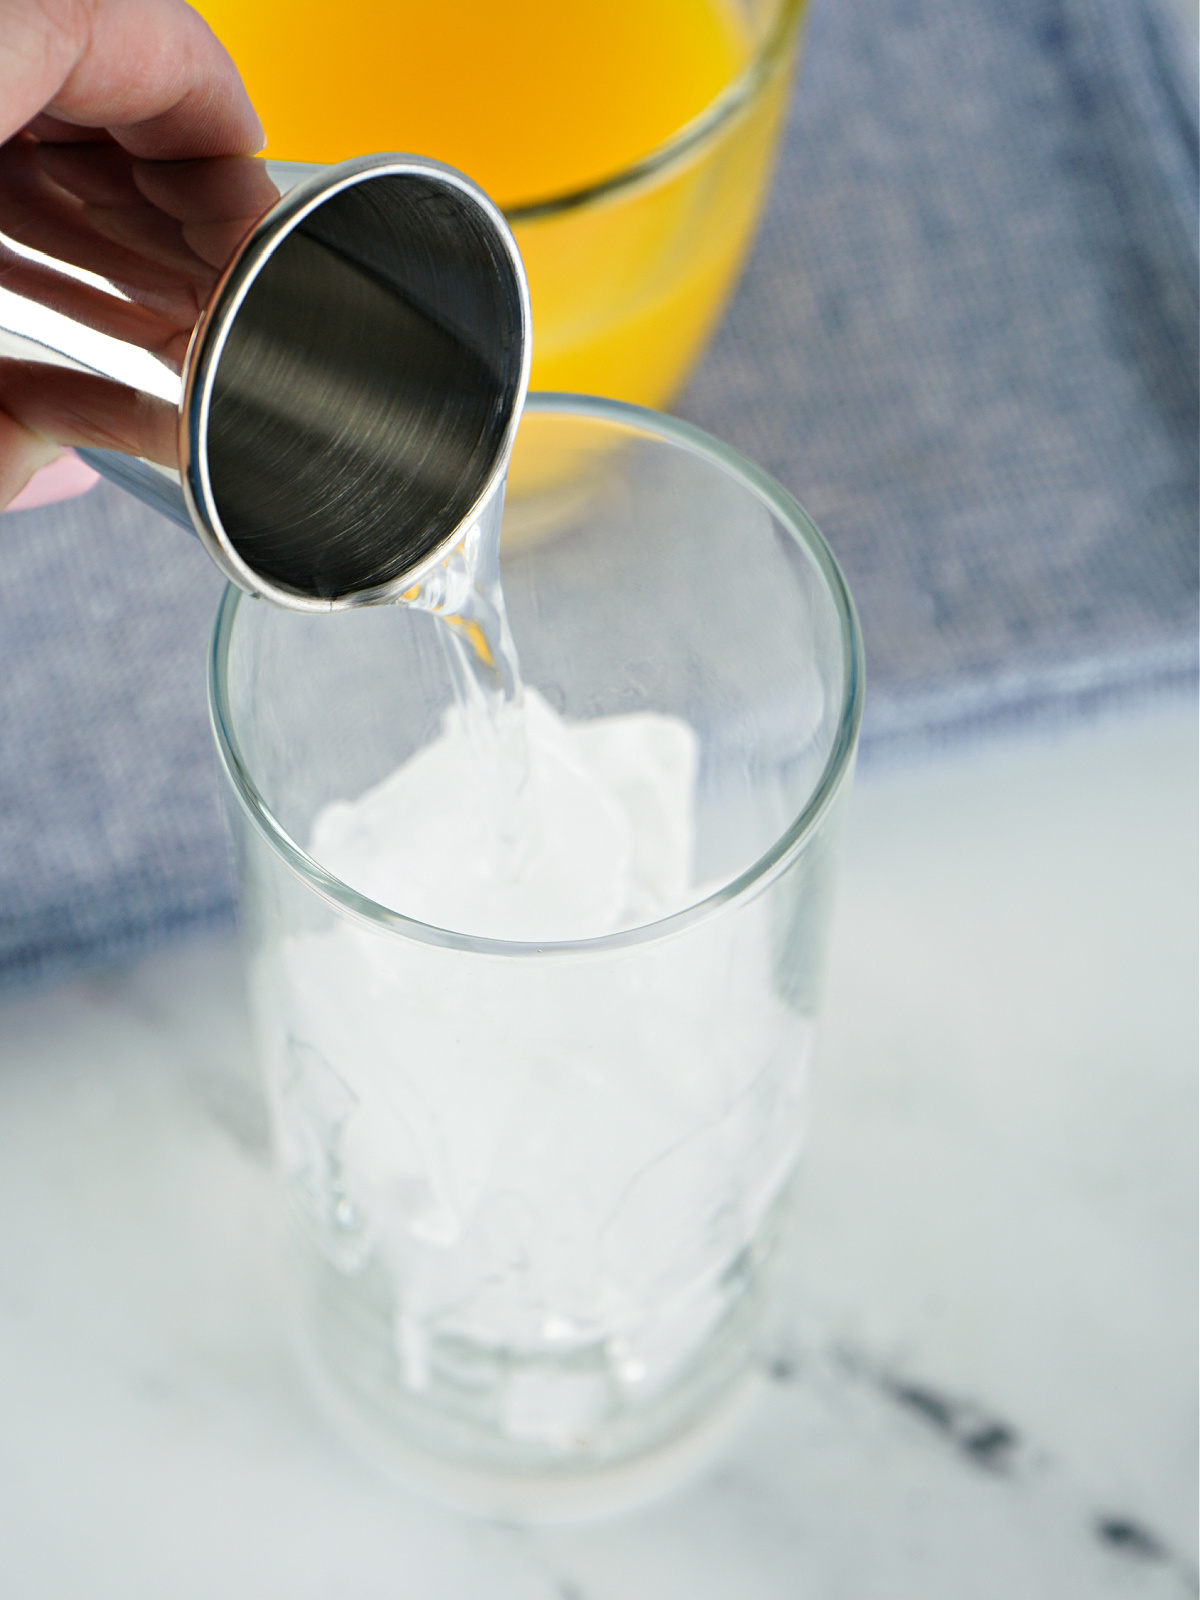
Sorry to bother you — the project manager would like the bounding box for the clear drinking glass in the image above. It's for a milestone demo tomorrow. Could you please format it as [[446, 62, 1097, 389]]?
[[208, 395, 862, 1514], [191, 0, 806, 410]]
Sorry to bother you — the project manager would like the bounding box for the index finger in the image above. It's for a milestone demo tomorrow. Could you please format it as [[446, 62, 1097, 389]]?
[[1, 0, 264, 159]]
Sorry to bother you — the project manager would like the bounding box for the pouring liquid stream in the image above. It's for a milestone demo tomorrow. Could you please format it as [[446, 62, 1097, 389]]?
[[355, 471, 702, 946], [399, 483, 533, 877]]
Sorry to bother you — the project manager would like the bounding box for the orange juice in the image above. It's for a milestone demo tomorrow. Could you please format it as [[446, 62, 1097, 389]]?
[[193, 0, 803, 406]]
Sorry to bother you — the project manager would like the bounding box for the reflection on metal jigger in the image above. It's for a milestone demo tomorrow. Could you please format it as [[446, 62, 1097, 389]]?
[[0, 142, 529, 609]]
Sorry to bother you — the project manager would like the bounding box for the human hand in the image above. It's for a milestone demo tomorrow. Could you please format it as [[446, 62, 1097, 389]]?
[[0, 0, 262, 505]]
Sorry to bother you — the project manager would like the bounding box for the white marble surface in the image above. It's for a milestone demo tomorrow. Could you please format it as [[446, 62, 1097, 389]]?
[[0, 704, 1194, 1598]]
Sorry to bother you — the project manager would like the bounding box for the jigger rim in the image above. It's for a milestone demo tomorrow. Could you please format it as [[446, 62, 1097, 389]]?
[[179, 153, 532, 613]]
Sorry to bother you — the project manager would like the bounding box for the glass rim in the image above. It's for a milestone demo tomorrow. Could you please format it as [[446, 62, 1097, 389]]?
[[208, 391, 865, 959], [503, 0, 804, 222]]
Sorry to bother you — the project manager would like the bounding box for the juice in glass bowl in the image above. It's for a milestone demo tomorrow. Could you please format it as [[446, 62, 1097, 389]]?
[[192, 0, 804, 408]]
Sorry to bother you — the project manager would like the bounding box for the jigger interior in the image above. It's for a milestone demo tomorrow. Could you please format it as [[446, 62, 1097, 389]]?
[[188, 160, 530, 606]]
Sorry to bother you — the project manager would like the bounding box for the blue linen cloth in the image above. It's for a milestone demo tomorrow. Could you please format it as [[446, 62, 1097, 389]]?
[[678, 0, 1199, 754], [0, 0, 1195, 986]]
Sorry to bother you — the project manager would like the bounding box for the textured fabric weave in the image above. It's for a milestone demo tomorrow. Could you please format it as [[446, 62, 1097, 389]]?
[[677, 0, 1198, 753], [0, 0, 1195, 985]]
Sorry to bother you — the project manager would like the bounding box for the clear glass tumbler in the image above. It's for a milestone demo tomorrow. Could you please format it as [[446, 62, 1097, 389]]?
[[191, 0, 806, 409], [209, 395, 863, 1514]]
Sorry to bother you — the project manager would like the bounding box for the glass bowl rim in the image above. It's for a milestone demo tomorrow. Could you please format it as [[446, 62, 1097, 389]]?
[[207, 391, 865, 959], [502, 0, 805, 221]]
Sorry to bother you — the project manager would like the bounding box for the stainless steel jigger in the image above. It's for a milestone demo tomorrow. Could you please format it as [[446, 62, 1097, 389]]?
[[0, 142, 530, 609]]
